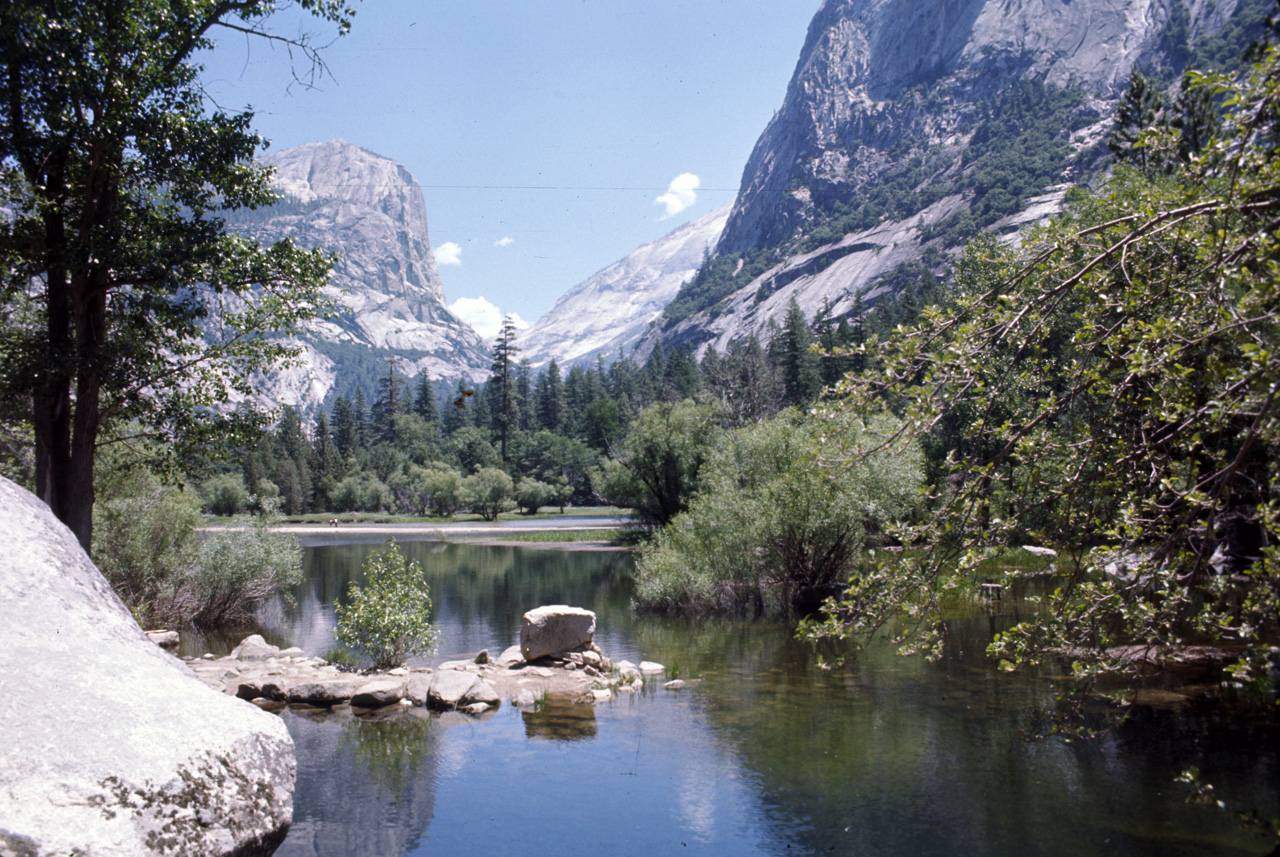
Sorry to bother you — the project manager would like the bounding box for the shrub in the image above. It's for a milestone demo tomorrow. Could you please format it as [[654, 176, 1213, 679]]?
[[514, 478, 555, 514], [200, 472, 248, 516], [183, 510, 303, 629], [634, 409, 922, 617], [462, 467, 515, 521], [335, 540, 439, 670], [93, 476, 302, 629]]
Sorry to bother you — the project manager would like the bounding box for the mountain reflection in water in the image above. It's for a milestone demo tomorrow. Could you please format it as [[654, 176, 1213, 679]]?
[[256, 540, 1276, 857]]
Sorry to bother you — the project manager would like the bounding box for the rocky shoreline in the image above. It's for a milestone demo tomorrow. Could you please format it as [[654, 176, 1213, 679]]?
[[178, 632, 671, 721]]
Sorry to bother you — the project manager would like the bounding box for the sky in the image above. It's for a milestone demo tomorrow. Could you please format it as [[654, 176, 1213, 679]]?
[[198, 1, 819, 338]]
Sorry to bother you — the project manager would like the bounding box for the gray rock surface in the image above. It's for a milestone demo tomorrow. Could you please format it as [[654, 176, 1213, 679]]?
[[520, 605, 597, 662], [227, 139, 492, 415], [636, 0, 1241, 360], [0, 477, 294, 857], [519, 204, 731, 368]]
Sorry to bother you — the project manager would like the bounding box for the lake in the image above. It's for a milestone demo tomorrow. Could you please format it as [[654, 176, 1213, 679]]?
[[197, 537, 1278, 857]]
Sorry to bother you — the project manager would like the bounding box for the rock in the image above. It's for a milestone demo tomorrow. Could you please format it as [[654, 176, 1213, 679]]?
[[1022, 545, 1058, 558], [638, 661, 665, 674], [427, 671, 499, 711], [520, 605, 596, 662], [388, 667, 409, 676], [474, 648, 491, 664], [278, 646, 305, 658], [591, 689, 613, 703], [231, 634, 282, 661], [145, 629, 180, 648], [351, 679, 405, 708], [514, 690, 539, 708], [0, 476, 294, 856], [665, 680, 687, 690], [405, 673, 434, 707], [496, 645, 525, 667], [286, 678, 363, 706]]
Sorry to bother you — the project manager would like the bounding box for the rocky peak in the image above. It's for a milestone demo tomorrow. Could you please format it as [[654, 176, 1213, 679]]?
[[717, 0, 1237, 256]]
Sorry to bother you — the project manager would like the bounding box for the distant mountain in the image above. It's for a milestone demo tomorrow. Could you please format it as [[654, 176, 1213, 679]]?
[[518, 204, 731, 368], [640, 0, 1265, 358], [226, 139, 490, 414]]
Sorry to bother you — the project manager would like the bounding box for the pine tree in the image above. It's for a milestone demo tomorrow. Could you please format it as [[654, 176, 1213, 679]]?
[[780, 297, 823, 406], [352, 388, 370, 453], [489, 315, 522, 461], [372, 359, 407, 444], [413, 374, 440, 424], [1108, 66, 1168, 173], [536, 359, 565, 433]]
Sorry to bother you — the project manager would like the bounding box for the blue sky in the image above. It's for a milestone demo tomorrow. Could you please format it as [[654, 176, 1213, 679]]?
[[199, 1, 818, 337]]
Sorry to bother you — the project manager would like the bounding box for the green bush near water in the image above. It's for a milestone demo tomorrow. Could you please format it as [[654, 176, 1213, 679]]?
[[335, 540, 439, 670], [634, 409, 923, 617]]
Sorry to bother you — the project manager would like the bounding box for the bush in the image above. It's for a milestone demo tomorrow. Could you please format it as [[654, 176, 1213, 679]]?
[[514, 478, 555, 514], [93, 476, 302, 629], [184, 510, 303, 629], [335, 540, 439, 670], [634, 409, 922, 617], [200, 472, 248, 516], [462, 467, 515, 521], [421, 462, 463, 517]]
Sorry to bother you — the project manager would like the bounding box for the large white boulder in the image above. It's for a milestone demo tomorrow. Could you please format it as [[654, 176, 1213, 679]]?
[[0, 477, 295, 856], [519, 605, 596, 662]]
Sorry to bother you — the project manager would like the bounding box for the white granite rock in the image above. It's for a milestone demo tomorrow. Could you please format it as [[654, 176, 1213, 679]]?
[[0, 477, 294, 856]]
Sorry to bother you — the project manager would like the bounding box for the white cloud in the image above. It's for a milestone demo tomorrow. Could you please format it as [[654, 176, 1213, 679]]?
[[435, 241, 463, 265], [494, 236, 514, 247], [448, 296, 529, 340], [655, 172, 700, 219]]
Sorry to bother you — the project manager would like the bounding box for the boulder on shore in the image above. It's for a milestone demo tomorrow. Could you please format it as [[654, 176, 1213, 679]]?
[[520, 605, 596, 662], [0, 477, 295, 857]]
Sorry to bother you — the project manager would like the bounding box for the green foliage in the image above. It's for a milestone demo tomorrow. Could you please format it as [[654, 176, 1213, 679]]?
[[335, 540, 439, 670], [595, 399, 719, 526], [806, 44, 1280, 708], [200, 473, 249, 517], [190, 510, 303, 629], [462, 467, 515, 521], [0, 0, 352, 549], [514, 478, 556, 515], [93, 464, 302, 629], [634, 409, 922, 617]]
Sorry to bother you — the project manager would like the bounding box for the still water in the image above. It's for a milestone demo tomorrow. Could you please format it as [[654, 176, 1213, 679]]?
[[224, 538, 1276, 857]]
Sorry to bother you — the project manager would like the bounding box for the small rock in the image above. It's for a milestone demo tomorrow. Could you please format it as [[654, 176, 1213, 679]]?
[[231, 634, 281, 661], [474, 649, 490, 665], [145, 629, 180, 648], [581, 650, 602, 668], [388, 667, 408, 676], [591, 689, 612, 703], [279, 647, 305, 658], [639, 661, 665, 674], [513, 690, 538, 708], [495, 645, 525, 667], [201, 653, 216, 660], [351, 679, 405, 708], [664, 679, 687, 690]]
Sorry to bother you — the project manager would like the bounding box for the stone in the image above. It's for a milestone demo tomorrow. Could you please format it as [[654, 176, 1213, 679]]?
[[145, 629, 180, 648], [639, 661, 665, 674], [427, 670, 499, 711], [351, 678, 405, 708], [474, 648, 491, 664], [520, 605, 596, 662], [496, 644, 525, 667], [231, 634, 282, 660], [0, 476, 294, 856], [405, 674, 434, 707], [514, 690, 538, 708], [665, 680, 687, 689], [286, 678, 362, 706], [1022, 545, 1058, 558]]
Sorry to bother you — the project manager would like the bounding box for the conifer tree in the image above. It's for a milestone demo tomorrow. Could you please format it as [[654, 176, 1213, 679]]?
[[1108, 66, 1168, 173], [489, 316, 522, 461], [780, 297, 823, 406], [372, 359, 407, 444], [536, 359, 565, 433], [413, 375, 440, 424]]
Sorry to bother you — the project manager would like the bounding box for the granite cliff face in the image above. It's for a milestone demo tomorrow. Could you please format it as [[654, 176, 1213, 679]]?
[[229, 140, 490, 413], [641, 0, 1244, 357], [519, 204, 731, 368]]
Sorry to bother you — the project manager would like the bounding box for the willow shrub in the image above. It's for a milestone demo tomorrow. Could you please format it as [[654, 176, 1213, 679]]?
[[335, 540, 438, 670], [94, 478, 302, 629], [634, 409, 922, 617]]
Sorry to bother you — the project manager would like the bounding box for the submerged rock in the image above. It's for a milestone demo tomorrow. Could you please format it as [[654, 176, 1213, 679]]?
[[0, 476, 294, 857]]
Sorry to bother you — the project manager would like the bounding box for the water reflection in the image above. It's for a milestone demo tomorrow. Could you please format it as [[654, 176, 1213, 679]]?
[[256, 541, 1277, 857]]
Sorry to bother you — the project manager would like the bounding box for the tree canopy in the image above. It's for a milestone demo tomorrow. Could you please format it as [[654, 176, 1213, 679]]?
[[0, 0, 355, 548], [805, 41, 1280, 708]]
